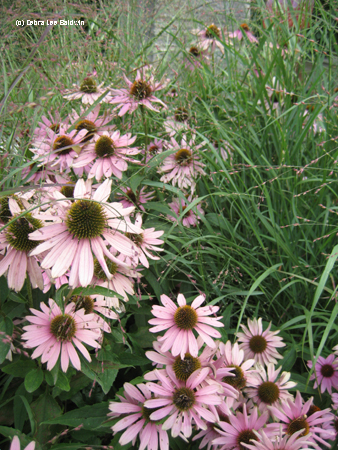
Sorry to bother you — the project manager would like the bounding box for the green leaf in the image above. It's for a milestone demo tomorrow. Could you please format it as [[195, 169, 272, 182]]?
[[118, 353, 149, 366], [0, 276, 9, 301], [280, 347, 297, 372], [56, 371, 70, 391], [0, 317, 13, 363], [30, 392, 62, 444], [42, 402, 109, 429], [0, 427, 42, 450], [24, 368, 44, 393], [71, 286, 124, 299], [81, 360, 118, 395], [2, 359, 37, 377]]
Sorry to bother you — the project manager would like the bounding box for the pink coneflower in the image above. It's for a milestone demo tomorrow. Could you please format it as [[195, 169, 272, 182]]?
[[215, 341, 256, 392], [10, 436, 35, 450], [123, 214, 164, 268], [69, 293, 119, 321], [164, 108, 191, 137], [31, 125, 87, 173], [192, 24, 225, 53], [241, 427, 316, 450], [63, 77, 110, 104], [236, 318, 285, 366], [109, 68, 167, 116], [307, 354, 338, 394], [245, 363, 296, 413], [212, 406, 269, 450], [70, 105, 115, 143], [211, 141, 233, 163], [267, 391, 335, 447], [42, 269, 69, 293], [33, 112, 68, 140], [115, 186, 155, 211], [21, 162, 70, 184], [229, 24, 258, 44], [167, 195, 205, 228], [184, 46, 210, 71], [143, 138, 165, 163], [158, 136, 206, 192], [72, 130, 140, 180], [148, 293, 223, 359], [0, 198, 44, 292], [332, 392, 338, 410], [145, 366, 221, 438], [22, 299, 102, 372], [108, 382, 170, 450], [28, 178, 142, 288]]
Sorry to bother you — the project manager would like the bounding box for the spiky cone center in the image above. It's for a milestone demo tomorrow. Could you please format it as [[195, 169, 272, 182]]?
[[75, 120, 98, 143], [237, 430, 257, 450], [240, 23, 250, 31], [249, 335, 267, 354], [174, 305, 198, 330], [130, 80, 152, 100], [257, 381, 280, 404], [60, 183, 75, 199], [66, 200, 107, 239], [148, 144, 159, 154], [222, 364, 246, 390], [6, 213, 43, 252], [50, 314, 77, 341], [173, 353, 202, 381], [125, 232, 144, 246], [205, 24, 221, 39], [174, 148, 193, 166], [321, 364, 335, 377], [174, 107, 189, 123], [71, 295, 94, 314], [0, 197, 11, 224], [125, 189, 138, 204], [53, 136, 75, 155], [50, 123, 60, 133], [80, 77, 97, 94], [173, 387, 195, 412], [189, 46, 201, 57], [308, 405, 321, 416], [334, 419, 338, 433], [94, 257, 118, 281], [95, 136, 116, 158], [287, 416, 309, 437]]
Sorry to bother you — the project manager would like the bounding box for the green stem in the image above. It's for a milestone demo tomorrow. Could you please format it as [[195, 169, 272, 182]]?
[[140, 105, 148, 164], [26, 276, 33, 308]]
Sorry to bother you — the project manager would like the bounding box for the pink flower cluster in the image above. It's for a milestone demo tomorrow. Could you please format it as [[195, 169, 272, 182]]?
[[109, 300, 336, 450]]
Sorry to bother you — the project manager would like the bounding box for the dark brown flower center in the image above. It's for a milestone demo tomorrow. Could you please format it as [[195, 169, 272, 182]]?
[[75, 119, 97, 142], [53, 136, 75, 155], [173, 353, 201, 381], [80, 77, 97, 94], [60, 183, 75, 199], [222, 365, 246, 390], [206, 24, 221, 39], [130, 80, 152, 100], [174, 107, 189, 123], [321, 364, 334, 378], [71, 295, 94, 314], [308, 405, 321, 416], [6, 213, 43, 252], [257, 381, 280, 404], [174, 305, 198, 330], [174, 148, 192, 166], [237, 430, 257, 450], [0, 197, 11, 223], [287, 416, 309, 437], [95, 136, 116, 158], [94, 257, 118, 281], [148, 144, 159, 154], [50, 123, 60, 133], [240, 23, 250, 31], [125, 189, 138, 203], [173, 387, 195, 411], [249, 335, 267, 354], [189, 46, 201, 57], [66, 200, 107, 239], [50, 314, 77, 341]]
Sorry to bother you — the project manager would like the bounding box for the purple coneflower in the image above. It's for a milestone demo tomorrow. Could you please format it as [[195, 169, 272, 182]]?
[[63, 76, 110, 104], [229, 24, 258, 44], [167, 195, 205, 228], [307, 354, 338, 394], [192, 24, 225, 53]]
